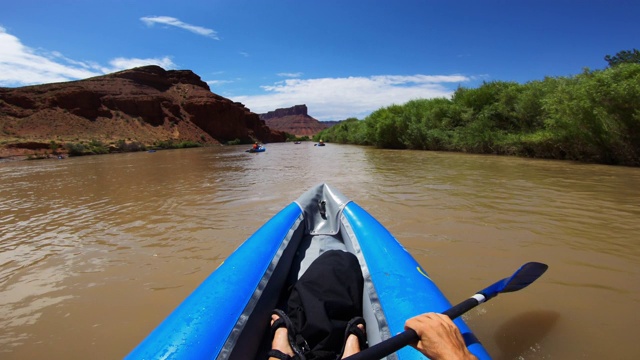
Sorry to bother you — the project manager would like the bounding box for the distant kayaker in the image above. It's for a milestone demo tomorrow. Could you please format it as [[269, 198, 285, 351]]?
[[252, 142, 259, 150]]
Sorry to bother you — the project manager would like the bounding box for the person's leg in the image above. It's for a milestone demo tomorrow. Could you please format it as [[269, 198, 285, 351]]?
[[287, 250, 364, 353], [269, 313, 295, 360], [340, 323, 365, 359]]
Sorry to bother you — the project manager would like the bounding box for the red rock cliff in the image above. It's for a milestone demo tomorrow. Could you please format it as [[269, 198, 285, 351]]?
[[259, 104, 328, 136], [0, 66, 285, 152]]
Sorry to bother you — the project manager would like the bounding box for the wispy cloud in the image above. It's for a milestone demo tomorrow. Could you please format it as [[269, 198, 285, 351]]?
[[234, 75, 469, 121], [141, 16, 219, 40], [277, 72, 303, 78], [0, 27, 176, 87], [105, 57, 176, 72], [0, 26, 101, 86], [207, 79, 233, 86]]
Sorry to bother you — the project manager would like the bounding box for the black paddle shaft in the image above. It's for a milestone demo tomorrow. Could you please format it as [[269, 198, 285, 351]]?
[[345, 262, 548, 360], [345, 298, 479, 360]]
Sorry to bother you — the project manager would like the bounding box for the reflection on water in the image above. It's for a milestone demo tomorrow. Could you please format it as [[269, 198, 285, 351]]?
[[493, 310, 561, 359], [1, 143, 639, 359]]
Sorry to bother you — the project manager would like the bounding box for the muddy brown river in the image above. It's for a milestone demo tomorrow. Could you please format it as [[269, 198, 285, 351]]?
[[1, 143, 639, 359]]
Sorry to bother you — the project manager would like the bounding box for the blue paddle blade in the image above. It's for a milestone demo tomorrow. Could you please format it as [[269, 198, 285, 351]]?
[[483, 262, 548, 299]]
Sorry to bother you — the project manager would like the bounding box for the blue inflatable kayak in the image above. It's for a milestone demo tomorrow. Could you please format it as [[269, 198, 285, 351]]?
[[127, 184, 491, 359], [246, 146, 266, 153]]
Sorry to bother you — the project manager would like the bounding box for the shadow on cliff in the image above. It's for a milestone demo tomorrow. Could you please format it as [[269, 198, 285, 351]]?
[[492, 310, 560, 360]]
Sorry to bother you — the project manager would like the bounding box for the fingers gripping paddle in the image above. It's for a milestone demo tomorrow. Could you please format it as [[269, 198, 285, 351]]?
[[345, 262, 548, 360]]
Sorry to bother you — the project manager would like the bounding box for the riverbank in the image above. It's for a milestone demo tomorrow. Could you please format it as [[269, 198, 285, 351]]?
[[0, 139, 206, 162]]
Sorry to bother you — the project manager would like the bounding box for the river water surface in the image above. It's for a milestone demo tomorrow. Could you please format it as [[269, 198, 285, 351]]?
[[1, 142, 639, 359]]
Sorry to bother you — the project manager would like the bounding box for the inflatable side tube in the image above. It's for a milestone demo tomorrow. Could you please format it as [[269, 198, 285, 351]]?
[[126, 203, 303, 360], [342, 202, 491, 360]]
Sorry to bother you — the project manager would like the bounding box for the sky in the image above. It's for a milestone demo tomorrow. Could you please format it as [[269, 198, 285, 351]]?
[[1, 0, 638, 121]]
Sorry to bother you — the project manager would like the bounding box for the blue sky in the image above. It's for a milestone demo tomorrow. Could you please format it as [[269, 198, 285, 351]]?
[[1, 0, 638, 121]]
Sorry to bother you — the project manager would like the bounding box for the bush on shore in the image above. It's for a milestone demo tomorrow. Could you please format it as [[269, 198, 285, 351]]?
[[63, 139, 202, 157], [314, 63, 640, 166]]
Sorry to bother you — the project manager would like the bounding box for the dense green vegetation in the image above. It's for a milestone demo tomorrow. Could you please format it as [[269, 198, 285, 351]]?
[[65, 140, 111, 156], [226, 138, 243, 145], [605, 49, 640, 67], [285, 133, 311, 142], [315, 59, 640, 166], [64, 139, 202, 157]]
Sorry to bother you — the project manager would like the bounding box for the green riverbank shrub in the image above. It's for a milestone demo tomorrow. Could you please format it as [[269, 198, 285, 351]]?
[[114, 140, 146, 152], [285, 133, 310, 142], [65, 140, 110, 156], [316, 63, 640, 166], [152, 140, 202, 149]]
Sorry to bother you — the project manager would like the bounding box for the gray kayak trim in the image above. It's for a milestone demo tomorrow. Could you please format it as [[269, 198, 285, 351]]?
[[218, 212, 306, 359]]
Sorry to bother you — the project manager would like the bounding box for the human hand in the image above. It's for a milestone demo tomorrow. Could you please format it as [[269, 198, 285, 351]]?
[[404, 313, 477, 360]]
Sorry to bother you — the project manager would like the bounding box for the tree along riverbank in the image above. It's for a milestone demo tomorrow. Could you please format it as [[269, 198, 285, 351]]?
[[315, 63, 640, 167]]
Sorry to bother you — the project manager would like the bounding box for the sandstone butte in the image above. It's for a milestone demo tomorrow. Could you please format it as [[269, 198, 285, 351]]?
[[0, 65, 286, 160], [259, 104, 329, 137]]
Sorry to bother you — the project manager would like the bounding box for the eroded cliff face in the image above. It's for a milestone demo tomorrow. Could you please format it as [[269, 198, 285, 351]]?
[[259, 104, 328, 136], [0, 65, 285, 157]]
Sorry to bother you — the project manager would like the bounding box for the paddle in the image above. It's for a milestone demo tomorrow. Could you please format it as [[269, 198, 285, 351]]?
[[345, 262, 548, 360]]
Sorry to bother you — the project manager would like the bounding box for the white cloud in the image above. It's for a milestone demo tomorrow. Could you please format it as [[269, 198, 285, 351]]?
[[0, 26, 101, 86], [233, 74, 469, 121], [207, 79, 233, 86], [0, 27, 176, 87], [105, 57, 176, 72], [141, 16, 219, 40], [277, 72, 303, 78]]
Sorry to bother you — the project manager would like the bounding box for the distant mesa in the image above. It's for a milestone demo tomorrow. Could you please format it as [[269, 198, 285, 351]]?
[[259, 104, 330, 137], [0, 65, 286, 159]]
